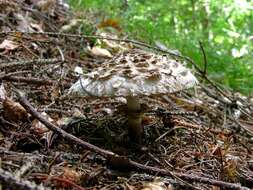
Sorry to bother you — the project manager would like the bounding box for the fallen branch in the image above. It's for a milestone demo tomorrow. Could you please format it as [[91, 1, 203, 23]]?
[[3, 76, 55, 86], [3, 76, 70, 88], [0, 58, 61, 70], [0, 71, 30, 80], [15, 90, 250, 190]]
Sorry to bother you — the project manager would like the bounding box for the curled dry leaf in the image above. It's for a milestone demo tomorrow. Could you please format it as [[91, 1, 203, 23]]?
[[49, 165, 82, 187], [74, 66, 83, 76], [72, 108, 83, 117], [3, 98, 28, 122], [97, 18, 122, 31], [31, 112, 51, 137], [35, 0, 56, 12], [62, 167, 82, 183], [31, 113, 69, 147], [98, 32, 131, 52], [224, 154, 240, 182], [60, 19, 81, 32], [142, 181, 172, 190], [50, 85, 60, 101], [30, 23, 44, 32], [89, 46, 113, 58], [0, 39, 19, 51]]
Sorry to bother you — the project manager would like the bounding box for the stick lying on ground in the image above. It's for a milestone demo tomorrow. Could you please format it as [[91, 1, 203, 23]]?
[[15, 90, 250, 190]]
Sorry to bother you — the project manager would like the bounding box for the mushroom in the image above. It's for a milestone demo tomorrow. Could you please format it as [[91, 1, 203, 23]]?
[[68, 49, 198, 143]]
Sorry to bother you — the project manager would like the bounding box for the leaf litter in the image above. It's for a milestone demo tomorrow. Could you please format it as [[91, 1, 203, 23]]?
[[0, 0, 252, 190]]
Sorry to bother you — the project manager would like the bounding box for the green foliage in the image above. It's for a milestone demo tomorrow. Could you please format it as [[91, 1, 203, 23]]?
[[68, 0, 253, 94]]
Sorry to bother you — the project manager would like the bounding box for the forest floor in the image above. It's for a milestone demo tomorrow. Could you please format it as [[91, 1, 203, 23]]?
[[0, 1, 253, 190]]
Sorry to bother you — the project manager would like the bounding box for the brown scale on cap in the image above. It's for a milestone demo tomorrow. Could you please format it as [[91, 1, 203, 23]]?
[[146, 72, 161, 81]]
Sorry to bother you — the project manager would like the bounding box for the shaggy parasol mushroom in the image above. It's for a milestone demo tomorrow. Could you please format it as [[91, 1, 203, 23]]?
[[69, 49, 198, 143]]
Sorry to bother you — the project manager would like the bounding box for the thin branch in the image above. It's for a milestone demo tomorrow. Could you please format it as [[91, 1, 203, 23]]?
[[2, 76, 71, 88], [199, 41, 207, 75], [0, 58, 62, 70], [0, 31, 195, 63], [3, 76, 55, 85]]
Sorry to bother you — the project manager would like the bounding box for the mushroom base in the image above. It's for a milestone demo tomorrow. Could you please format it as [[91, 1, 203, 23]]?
[[127, 114, 143, 143]]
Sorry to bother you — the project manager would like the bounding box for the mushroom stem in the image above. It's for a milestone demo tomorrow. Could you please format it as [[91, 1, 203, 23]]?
[[126, 96, 141, 111], [126, 96, 143, 143]]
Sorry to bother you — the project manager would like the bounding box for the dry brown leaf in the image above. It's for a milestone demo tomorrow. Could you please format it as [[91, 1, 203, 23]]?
[[62, 167, 81, 183], [36, 0, 56, 12], [51, 165, 81, 182], [89, 46, 112, 58], [3, 98, 28, 122], [224, 154, 241, 182], [72, 108, 83, 117], [60, 19, 81, 32], [142, 181, 172, 190], [98, 32, 131, 52], [31, 113, 69, 147], [211, 186, 220, 190], [50, 85, 60, 101], [97, 18, 122, 31], [142, 115, 155, 125], [31, 113, 50, 137]]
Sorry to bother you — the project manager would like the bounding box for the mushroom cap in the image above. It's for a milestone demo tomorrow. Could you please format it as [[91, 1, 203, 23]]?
[[69, 49, 198, 97]]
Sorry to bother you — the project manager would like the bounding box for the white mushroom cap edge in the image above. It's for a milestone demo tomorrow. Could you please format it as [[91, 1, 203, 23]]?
[[68, 50, 198, 98]]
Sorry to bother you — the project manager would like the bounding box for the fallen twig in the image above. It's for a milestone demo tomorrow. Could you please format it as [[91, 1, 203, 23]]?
[[198, 41, 207, 76]]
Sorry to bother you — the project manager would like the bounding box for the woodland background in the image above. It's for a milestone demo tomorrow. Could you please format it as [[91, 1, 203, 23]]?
[[70, 0, 253, 94]]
